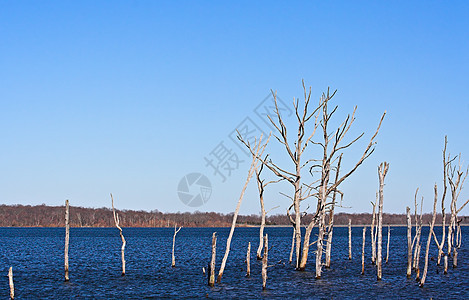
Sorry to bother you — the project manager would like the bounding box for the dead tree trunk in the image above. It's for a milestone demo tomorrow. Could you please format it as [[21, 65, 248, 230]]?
[[64, 199, 70, 282], [406, 206, 412, 277], [111, 193, 126, 276], [386, 225, 390, 263], [453, 248, 458, 268], [239, 84, 385, 274], [257, 171, 266, 261], [446, 152, 468, 269], [8, 267, 14, 300], [289, 228, 295, 264], [254, 162, 278, 260], [311, 105, 385, 279], [412, 190, 423, 273], [238, 85, 322, 271], [208, 232, 216, 287], [377, 162, 389, 280], [348, 219, 352, 260], [315, 209, 326, 278], [324, 209, 334, 268], [300, 218, 317, 270], [262, 234, 268, 290], [325, 154, 342, 268], [361, 226, 366, 275], [434, 136, 449, 265], [420, 184, 438, 287], [444, 254, 448, 274], [415, 244, 421, 280], [454, 220, 461, 268], [172, 225, 182, 267], [371, 199, 377, 264], [218, 135, 268, 283], [246, 242, 251, 277]]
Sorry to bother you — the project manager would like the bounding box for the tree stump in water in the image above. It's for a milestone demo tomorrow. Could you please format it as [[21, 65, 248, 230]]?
[[64, 199, 70, 282], [246, 242, 251, 277], [8, 266, 14, 300], [208, 232, 217, 287]]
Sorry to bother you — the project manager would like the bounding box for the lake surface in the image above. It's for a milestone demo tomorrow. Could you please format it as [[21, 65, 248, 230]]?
[[1, 226, 468, 299]]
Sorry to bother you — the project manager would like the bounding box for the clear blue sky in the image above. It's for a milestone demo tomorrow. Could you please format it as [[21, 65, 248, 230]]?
[[1, 1, 468, 215]]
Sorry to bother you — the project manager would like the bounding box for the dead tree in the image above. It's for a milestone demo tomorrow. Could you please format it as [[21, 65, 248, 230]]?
[[218, 134, 269, 283], [254, 161, 280, 260], [262, 234, 268, 290], [172, 224, 182, 267], [433, 136, 449, 265], [64, 199, 70, 282], [246, 242, 251, 277], [325, 154, 342, 268], [361, 226, 366, 275], [256, 165, 266, 261], [413, 195, 424, 281], [239, 83, 322, 270], [239, 83, 385, 275], [406, 206, 412, 277], [386, 225, 390, 264], [8, 267, 14, 300], [111, 193, 126, 276], [348, 219, 352, 260], [208, 232, 216, 287], [307, 92, 386, 278], [420, 184, 438, 287], [412, 189, 423, 277], [376, 162, 389, 280], [447, 152, 468, 268]]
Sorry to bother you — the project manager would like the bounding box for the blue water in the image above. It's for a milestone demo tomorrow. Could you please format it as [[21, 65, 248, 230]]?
[[0, 226, 468, 299]]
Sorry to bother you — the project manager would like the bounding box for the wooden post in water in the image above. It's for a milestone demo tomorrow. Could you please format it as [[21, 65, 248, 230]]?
[[361, 226, 366, 275], [246, 242, 251, 277], [8, 267, 14, 300], [348, 219, 352, 260], [111, 193, 126, 276], [386, 225, 390, 263], [262, 234, 268, 290], [64, 199, 70, 282], [172, 224, 182, 267], [208, 232, 217, 287]]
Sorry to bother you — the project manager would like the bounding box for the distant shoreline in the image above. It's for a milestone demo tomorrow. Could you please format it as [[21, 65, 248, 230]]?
[[1, 204, 467, 227], [1, 224, 468, 229]]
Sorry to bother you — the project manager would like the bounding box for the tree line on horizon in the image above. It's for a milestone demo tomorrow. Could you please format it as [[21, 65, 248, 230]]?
[[0, 204, 466, 227]]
